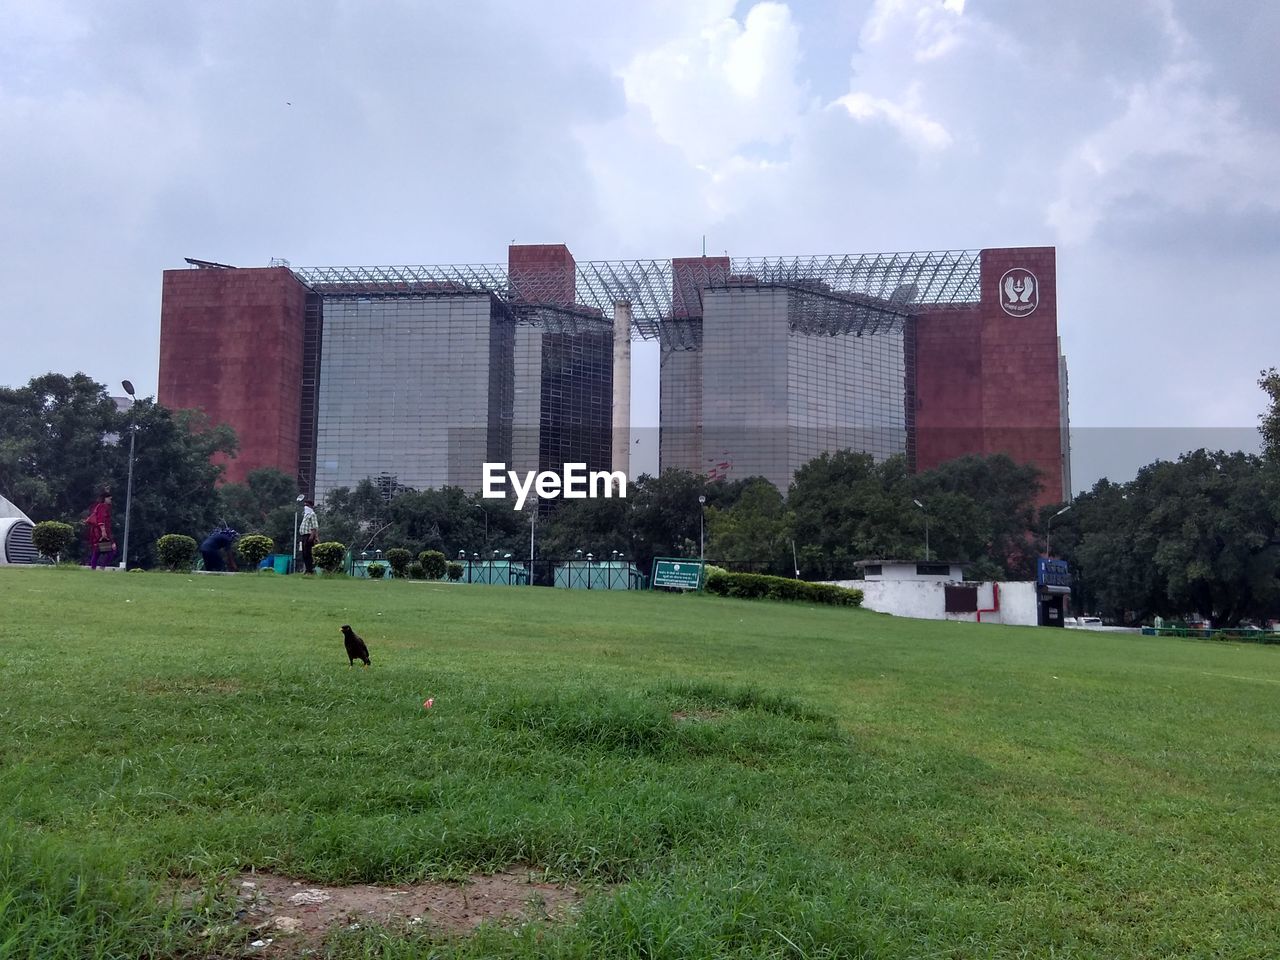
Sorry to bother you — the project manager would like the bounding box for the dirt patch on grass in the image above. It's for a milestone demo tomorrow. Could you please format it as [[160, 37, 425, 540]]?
[[220, 866, 581, 954]]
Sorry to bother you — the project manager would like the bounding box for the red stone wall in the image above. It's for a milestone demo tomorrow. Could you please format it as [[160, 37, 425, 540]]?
[[915, 246, 1066, 505], [158, 267, 308, 485], [509, 244, 575, 305]]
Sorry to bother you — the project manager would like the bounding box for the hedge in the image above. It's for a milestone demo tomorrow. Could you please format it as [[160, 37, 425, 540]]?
[[32, 521, 75, 562], [311, 541, 346, 574], [703, 569, 862, 607], [156, 534, 198, 571], [419, 550, 447, 580], [386, 548, 413, 578]]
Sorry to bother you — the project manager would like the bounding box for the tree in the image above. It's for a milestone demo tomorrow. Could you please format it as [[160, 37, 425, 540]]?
[[1260, 368, 1280, 460], [914, 454, 1043, 579], [108, 401, 236, 569], [706, 477, 791, 574], [628, 469, 708, 573], [219, 468, 300, 549], [1067, 452, 1279, 627], [0, 373, 121, 525], [0, 374, 237, 567], [788, 452, 919, 577]]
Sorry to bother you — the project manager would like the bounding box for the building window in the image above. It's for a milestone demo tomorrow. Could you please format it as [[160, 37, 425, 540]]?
[[917, 562, 952, 577]]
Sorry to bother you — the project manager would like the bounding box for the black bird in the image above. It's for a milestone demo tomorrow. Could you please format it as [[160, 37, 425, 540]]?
[[341, 624, 371, 668]]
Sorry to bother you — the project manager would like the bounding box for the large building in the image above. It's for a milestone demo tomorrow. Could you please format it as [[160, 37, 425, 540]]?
[[158, 243, 1070, 505]]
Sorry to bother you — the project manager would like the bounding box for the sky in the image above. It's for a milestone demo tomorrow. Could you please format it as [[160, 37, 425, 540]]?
[[1, 0, 1276, 491]]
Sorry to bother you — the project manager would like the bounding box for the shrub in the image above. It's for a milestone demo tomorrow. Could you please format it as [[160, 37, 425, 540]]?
[[446, 561, 463, 582], [407, 560, 425, 579], [703, 569, 862, 607], [235, 534, 274, 569], [156, 534, 198, 572], [312, 541, 346, 574], [367, 562, 387, 580], [385, 547, 412, 578], [419, 550, 447, 580], [32, 521, 75, 562]]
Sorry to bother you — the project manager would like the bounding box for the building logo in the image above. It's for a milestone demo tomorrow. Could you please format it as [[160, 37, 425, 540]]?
[[999, 268, 1038, 317]]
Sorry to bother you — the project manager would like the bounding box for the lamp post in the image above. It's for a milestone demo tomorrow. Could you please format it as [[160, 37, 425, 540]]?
[[474, 502, 488, 548], [790, 538, 799, 579], [1046, 504, 1071, 557], [293, 493, 305, 572], [120, 380, 137, 570], [912, 499, 929, 561], [698, 494, 706, 562]]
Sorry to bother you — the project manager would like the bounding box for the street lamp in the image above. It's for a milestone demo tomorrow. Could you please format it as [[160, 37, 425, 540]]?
[[698, 494, 707, 562], [474, 502, 488, 547], [1046, 504, 1071, 557], [293, 493, 305, 572], [120, 380, 137, 569], [912, 499, 929, 561]]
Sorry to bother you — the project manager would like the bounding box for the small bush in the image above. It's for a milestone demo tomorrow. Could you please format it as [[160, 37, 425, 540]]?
[[235, 534, 274, 569], [419, 550, 447, 580], [156, 534, 198, 572], [446, 561, 463, 582], [385, 547, 412, 578], [32, 521, 75, 562], [407, 560, 425, 579], [367, 562, 387, 580], [703, 569, 862, 607], [312, 541, 346, 574]]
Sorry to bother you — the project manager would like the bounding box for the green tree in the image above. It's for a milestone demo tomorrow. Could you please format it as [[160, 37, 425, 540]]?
[[219, 468, 300, 549], [0, 374, 236, 567], [914, 453, 1043, 579], [1068, 452, 1279, 627], [706, 477, 791, 574], [789, 452, 919, 577], [1259, 367, 1280, 460], [0, 373, 120, 524], [110, 401, 236, 569], [628, 469, 708, 573]]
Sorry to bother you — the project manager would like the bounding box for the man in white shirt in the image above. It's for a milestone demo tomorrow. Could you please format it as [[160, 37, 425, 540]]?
[[299, 499, 319, 574]]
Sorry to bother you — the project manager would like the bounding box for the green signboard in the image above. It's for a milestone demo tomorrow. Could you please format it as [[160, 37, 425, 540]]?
[[650, 558, 704, 590]]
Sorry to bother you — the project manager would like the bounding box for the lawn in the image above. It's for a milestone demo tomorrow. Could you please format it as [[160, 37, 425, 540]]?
[[3, 567, 1278, 959]]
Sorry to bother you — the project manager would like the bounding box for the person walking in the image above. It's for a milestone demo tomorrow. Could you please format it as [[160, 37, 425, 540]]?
[[299, 499, 319, 575], [84, 491, 116, 569]]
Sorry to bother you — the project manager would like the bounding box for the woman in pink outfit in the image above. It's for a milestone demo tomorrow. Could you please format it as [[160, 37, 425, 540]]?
[[85, 491, 115, 568]]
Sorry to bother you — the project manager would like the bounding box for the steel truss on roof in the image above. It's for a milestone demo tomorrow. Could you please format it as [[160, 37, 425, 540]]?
[[291, 250, 980, 348]]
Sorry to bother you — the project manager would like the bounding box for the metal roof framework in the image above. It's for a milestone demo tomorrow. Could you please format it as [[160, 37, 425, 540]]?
[[292, 250, 981, 350]]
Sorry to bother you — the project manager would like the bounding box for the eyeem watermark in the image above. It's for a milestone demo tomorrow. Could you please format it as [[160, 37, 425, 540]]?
[[483, 463, 627, 511]]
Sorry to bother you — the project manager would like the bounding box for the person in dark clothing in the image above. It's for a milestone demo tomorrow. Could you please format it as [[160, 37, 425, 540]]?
[[199, 527, 239, 572]]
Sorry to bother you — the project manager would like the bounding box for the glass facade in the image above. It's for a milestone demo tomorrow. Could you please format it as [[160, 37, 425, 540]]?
[[660, 286, 908, 491], [310, 295, 613, 500]]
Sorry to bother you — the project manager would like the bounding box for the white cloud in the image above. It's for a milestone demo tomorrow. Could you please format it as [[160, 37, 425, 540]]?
[[861, 0, 969, 63], [617, 1, 806, 168], [1048, 59, 1280, 244], [833, 86, 952, 151]]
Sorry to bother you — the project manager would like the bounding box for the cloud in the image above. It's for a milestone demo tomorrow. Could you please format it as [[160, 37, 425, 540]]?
[[1048, 59, 1280, 245], [833, 86, 951, 151], [616, 1, 806, 168]]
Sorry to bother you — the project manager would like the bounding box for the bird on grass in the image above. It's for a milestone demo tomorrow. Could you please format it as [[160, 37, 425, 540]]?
[[341, 624, 371, 668]]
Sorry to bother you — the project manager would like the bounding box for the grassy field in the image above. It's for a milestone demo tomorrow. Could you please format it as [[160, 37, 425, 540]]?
[[3, 568, 1279, 959]]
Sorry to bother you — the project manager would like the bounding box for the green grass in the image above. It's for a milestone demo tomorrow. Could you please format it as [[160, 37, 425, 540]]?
[[3, 568, 1279, 959]]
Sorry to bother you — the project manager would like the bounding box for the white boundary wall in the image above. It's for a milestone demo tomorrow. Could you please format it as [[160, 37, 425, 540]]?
[[826, 579, 1041, 626]]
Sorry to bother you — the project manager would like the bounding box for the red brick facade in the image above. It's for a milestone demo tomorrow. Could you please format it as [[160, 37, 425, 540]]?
[[509, 244, 575, 305], [915, 247, 1066, 504], [158, 267, 309, 485]]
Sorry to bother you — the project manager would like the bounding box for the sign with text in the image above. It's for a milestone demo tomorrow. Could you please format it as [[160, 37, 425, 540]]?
[[1037, 557, 1072, 588], [651, 558, 704, 590]]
